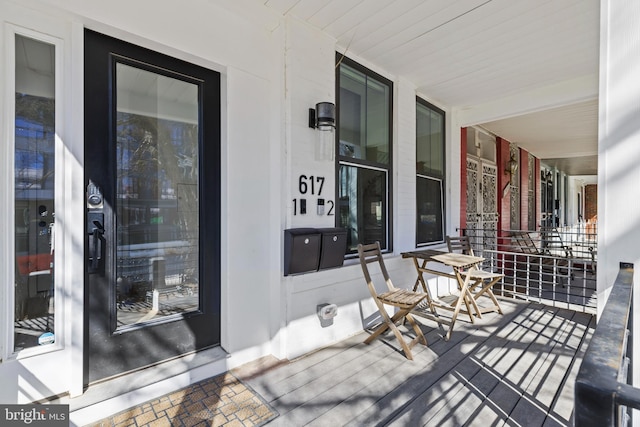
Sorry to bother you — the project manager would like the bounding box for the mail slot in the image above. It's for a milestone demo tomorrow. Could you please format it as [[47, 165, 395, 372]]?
[[284, 228, 321, 276], [318, 228, 347, 270]]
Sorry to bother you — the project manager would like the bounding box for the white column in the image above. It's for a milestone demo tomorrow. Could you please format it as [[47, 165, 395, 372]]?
[[395, 78, 417, 252], [598, 0, 640, 304], [599, 0, 640, 406]]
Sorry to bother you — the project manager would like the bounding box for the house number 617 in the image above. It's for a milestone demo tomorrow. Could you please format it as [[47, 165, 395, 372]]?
[[298, 175, 325, 195]]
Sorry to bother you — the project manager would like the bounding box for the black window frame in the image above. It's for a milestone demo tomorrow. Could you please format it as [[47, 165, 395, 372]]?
[[335, 54, 394, 255], [416, 96, 446, 247]]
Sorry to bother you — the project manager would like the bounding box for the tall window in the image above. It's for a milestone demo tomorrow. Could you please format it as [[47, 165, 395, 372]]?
[[14, 34, 56, 351], [416, 97, 445, 245], [336, 55, 393, 253]]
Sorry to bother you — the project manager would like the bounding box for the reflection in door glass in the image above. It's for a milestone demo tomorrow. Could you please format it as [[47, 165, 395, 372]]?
[[338, 164, 387, 252], [14, 35, 56, 351], [115, 63, 199, 327]]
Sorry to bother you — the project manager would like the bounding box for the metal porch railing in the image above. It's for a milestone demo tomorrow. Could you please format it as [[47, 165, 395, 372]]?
[[482, 249, 597, 313], [575, 262, 636, 427], [460, 227, 598, 313], [462, 226, 597, 264]]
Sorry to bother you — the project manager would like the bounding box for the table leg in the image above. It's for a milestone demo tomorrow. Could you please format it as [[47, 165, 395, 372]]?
[[445, 268, 476, 340], [412, 258, 438, 315]]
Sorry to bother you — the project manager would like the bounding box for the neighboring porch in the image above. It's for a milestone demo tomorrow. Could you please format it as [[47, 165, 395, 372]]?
[[240, 299, 592, 426], [462, 226, 598, 315]]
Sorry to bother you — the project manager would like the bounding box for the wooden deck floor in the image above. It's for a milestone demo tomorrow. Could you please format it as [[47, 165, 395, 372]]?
[[241, 299, 595, 427]]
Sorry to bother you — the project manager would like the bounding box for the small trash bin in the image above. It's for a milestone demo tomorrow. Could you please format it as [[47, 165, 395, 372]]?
[[284, 228, 321, 276], [318, 227, 347, 270]]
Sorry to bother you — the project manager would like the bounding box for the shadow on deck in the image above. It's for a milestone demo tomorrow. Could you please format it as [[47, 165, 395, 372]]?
[[239, 299, 594, 426]]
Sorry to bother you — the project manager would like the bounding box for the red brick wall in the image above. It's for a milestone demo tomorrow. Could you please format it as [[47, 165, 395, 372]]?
[[535, 157, 541, 229], [585, 184, 597, 221], [497, 137, 511, 233], [519, 149, 529, 230], [460, 128, 468, 230]]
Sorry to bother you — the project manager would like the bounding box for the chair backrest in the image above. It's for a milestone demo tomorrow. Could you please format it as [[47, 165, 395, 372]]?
[[446, 235, 474, 256], [357, 242, 394, 297]]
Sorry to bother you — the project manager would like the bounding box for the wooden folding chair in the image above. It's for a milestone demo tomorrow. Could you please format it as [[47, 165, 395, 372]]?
[[446, 235, 504, 317], [357, 242, 427, 360]]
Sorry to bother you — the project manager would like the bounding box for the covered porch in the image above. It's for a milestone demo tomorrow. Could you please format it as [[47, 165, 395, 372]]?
[[4, 1, 640, 426], [85, 298, 593, 426]]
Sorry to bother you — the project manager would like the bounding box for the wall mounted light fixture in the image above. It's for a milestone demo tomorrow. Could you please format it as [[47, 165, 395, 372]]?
[[309, 102, 335, 130], [309, 102, 335, 161], [505, 154, 518, 178]]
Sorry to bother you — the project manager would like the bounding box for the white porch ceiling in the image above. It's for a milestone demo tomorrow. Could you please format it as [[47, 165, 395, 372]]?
[[263, 0, 600, 176]]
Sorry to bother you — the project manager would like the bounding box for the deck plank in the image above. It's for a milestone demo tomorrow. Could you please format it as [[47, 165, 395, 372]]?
[[506, 309, 586, 425], [242, 299, 594, 427], [265, 326, 442, 426], [387, 304, 560, 426], [542, 313, 596, 426], [470, 306, 570, 427], [497, 308, 573, 426], [288, 300, 525, 426], [247, 333, 370, 400], [339, 300, 530, 426]]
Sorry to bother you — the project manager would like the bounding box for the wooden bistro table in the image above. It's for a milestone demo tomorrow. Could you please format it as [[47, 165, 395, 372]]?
[[401, 249, 487, 340]]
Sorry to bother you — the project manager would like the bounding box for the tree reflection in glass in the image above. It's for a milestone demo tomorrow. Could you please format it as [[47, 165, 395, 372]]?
[[115, 63, 200, 327]]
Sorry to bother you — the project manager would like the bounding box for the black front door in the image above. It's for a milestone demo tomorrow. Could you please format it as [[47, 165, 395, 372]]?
[[84, 29, 221, 384]]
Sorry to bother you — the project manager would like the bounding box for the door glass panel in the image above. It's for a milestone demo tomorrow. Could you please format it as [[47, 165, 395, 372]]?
[[115, 63, 199, 328], [14, 35, 56, 351]]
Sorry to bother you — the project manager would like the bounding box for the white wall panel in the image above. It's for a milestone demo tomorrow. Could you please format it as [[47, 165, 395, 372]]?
[[285, 16, 336, 230], [598, 0, 640, 306], [224, 68, 276, 353], [395, 77, 417, 252], [598, 0, 640, 395]]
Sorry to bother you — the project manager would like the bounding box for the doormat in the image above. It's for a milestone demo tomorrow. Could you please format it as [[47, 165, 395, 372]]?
[[87, 372, 278, 427]]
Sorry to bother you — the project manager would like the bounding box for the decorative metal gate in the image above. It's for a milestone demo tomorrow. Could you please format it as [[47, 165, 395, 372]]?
[[466, 157, 498, 251]]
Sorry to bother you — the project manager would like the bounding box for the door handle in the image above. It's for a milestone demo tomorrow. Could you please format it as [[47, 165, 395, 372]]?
[[91, 222, 104, 271], [88, 212, 104, 273]]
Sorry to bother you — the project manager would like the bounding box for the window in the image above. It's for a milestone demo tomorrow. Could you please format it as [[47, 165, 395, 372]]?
[[416, 98, 445, 245], [336, 55, 393, 253], [13, 34, 57, 351], [114, 62, 201, 327]]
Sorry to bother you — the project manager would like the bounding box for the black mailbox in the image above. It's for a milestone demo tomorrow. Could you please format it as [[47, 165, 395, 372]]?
[[318, 228, 347, 270], [284, 228, 321, 276]]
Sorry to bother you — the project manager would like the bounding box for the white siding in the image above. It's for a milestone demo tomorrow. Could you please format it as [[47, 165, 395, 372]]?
[[598, 0, 640, 394]]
